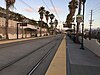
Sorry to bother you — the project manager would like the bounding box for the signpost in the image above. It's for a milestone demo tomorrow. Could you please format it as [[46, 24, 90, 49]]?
[[20, 23, 27, 26], [76, 15, 83, 23], [17, 23, 27, 39]]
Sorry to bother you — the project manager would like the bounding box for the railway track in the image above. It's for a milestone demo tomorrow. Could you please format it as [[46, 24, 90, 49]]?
[[27, 36, 63, 75], [0, 34, 64, 75], [0, 36, 55, 49]]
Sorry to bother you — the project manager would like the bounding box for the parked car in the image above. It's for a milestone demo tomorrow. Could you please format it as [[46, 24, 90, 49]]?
[[0, 35, 5, 40]]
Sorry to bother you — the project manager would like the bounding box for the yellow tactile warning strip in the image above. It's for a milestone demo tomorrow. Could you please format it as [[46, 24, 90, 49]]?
[[45, 36, 66, 75]]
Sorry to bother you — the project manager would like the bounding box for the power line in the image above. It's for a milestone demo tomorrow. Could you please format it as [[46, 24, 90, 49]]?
[[20, 0, 37, 13], [50, 0, 61, 21], [94, 17, 100, 20], [93, 1, 100, 11], [93, 6, 100, 12], [93, 8, 100, 14], [41, 0, 51, 11], [92, 6, 100, 14]]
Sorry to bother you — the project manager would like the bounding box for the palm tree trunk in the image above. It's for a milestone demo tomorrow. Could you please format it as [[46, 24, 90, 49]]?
[[40, 19, 42, 37], [78, 0, 82, 14], [76, 0, 82, 43], [5, 3, 9, 39]]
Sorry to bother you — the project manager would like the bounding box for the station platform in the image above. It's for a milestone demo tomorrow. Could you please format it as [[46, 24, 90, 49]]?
[[45, 36, 66, 75], [0, 36, 52, 44], [0, 38, 34, 44]]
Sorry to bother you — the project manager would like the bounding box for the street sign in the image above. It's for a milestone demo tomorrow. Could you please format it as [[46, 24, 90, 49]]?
[[20, 23, 27, 26], [76, 15, 83, 23]]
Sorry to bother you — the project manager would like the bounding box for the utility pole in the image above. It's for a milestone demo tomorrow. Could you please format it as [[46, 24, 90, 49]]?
[[89, 10, 93, 40]]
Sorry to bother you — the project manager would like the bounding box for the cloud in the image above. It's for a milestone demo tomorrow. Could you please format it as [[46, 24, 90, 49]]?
[[36, 6, 63, 13], [24, 8, 33, 12]]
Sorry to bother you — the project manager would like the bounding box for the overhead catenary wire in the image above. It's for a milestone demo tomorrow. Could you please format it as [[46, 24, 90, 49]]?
[[41, 0, 51, 11], [92, 1, 100, 12], [93, 8, 100, 14], [92, 6, 100, 18], [20, 0, 37, 13], [13, 0, 63, 22], [50, 0, 61, 22], [90, 1, 100, 19], [93, 6, 100, 12], [91, 9, 100, 20]]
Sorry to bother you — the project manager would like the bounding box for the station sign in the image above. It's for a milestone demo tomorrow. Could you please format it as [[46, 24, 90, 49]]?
[[76, 15, 83, 23], [20, 23, 27, 26]]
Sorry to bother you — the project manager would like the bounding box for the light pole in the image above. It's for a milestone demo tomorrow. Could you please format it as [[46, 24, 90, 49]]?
[[16, 23, 20, 39], [72, 23, 76, 42], [80, 0, 86, 50], [17, 17, 28, 39], [21, 18, 29, 38], [89, 24, 92, 40]]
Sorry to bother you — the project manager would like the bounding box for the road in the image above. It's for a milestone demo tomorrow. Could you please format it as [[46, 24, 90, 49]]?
[[0, 34, 64, 75]]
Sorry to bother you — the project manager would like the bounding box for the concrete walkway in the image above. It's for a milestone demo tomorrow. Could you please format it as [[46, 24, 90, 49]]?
[[66, 36, 100, 75], [0, 38, 34, 44], [0, 36, 53, 44], [45, 36, 66, 75]]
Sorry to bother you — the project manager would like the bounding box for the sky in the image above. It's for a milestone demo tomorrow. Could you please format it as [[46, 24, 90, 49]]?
[[85, 0, 100, 29], [0, 0, 100, 29]]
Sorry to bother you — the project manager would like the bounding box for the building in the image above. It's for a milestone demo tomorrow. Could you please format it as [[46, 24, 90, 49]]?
[[0, 7, 49, 39]]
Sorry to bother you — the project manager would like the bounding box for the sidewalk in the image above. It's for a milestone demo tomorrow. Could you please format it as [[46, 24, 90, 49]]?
[[0, 36, 53, 44], [66, 36, 100, 75], [0, 38, 34, 44], [45, 36, 66, 75]]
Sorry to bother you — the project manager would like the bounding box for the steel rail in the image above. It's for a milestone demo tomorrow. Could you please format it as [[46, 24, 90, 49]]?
[[0, 38, 56, 71], [27, 44, 56, 75], [0, 36, 54, 49], [27, 37, 63, 75]]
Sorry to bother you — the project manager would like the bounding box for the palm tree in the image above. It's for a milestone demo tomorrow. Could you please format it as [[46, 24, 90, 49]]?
[[38, 6, 45, 36], [54, 19, 58, 28], [76, 0, 83, 43], [45, 11, 50, 23], [5, 0, 15, 39], [49, 13, 55, 28], [66, 0, 78, 28], [78, 0, 82, 14], [54, 19, 58, 34], [45, 11, 50, 35], [49, 13, 55, 35]]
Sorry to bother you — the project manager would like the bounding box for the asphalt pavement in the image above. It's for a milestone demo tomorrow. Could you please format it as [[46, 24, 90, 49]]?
[[0, 34, 65, 75]]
